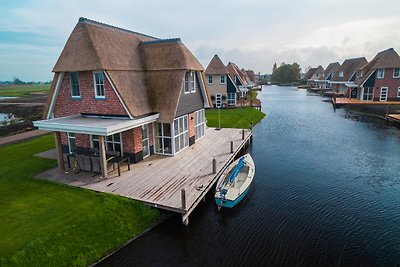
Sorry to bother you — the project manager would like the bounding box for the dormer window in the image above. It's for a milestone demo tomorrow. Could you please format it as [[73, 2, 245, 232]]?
[[339, 71, 344, 78], [184, 71, 196, 93], [69, 72, 80, 98], [377, 69, 385, 79], [393, 68, 400, 78], [93, 71, 105, 98]]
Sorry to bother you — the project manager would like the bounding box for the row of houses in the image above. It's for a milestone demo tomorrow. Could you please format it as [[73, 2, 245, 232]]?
[[306, 48, 400, 102], [204, 54, 257, 107]]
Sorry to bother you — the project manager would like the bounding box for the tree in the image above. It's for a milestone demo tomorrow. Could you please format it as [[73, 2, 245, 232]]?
[[271, 63, 301, 84], [272, 63, 277, 74], [12, 77, 25, 85]]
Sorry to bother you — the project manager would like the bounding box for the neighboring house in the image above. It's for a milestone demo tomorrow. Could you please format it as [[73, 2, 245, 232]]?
[[307, 65, 324, 88], [34, 18, 209, 176], [330, 57, 367, 94], [226, 62, 249, 97], [245, 70, 257, 85], [354, 48, 400, 101], [315, 62, 340, 89], [205, 55, 239, 107], [304, 67, 317, 85]]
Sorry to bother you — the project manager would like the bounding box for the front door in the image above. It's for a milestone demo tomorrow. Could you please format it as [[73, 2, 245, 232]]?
[[380, 87, 388, 101], [142, 124, 150, 158]]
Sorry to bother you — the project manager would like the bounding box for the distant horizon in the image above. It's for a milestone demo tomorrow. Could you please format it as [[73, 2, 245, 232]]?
[[1, 0, 400, 81]]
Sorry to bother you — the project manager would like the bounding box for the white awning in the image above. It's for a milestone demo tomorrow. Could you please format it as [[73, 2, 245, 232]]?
[[34, 113, 159, 136]]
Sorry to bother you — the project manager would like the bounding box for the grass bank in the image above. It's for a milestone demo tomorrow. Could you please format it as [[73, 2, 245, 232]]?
[[206, 107, 265, 129], [0, 134, 162, 266], [0, 84, 50, 97]]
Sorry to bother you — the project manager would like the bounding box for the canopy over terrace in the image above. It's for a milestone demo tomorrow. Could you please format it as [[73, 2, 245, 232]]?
[[34, 113, 159, 178]]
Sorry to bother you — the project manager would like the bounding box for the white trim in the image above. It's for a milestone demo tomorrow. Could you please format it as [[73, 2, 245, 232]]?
[[208, 75, 213, 85], [220, 75, 226, 85], [172, 114, 189, 154], [393, 68, 400, 78], [397, 87, 400, 98], [69, 72, 81, 98], [34, 113, 159, 136], [104, 71, 133, 119], [380, 87, 388, 101], [377, 69, 385, 79], [361, 70, 376, 87], [91, 133, 123, 155], [197, 71, 211, 108], [67, 132, 76, 154], [93, 71, 105, 99], [47, 72, 64, 119], [142, 124, 150, 158]]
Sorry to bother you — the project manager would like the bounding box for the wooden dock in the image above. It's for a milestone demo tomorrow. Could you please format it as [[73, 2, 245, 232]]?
[[39, 127, 253, 225], [386, 114, 400, 123], [333, 98, 400, 107]]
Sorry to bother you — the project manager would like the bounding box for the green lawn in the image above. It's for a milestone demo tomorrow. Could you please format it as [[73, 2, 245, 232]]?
[[0, 134, 161, 266], [206, 107, 265, 129], [0, 84, 50, 97]]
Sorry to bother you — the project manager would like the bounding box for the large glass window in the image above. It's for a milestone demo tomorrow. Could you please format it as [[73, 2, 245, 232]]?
[[91, 133, 122, 154], [227, 93, 236, 106], [362, 87, 373, 101], [142, 124, 150, 158], [93, 71, 105, 98], [184, 71, 196, 93], [173, 115, 188, 153], [67, 132, 76, 154], [194, 109, 205, 140], [69, 72, 80, 97], [154, 123, 172, 155]]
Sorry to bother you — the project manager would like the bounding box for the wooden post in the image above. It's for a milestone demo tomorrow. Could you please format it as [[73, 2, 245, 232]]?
[[230, 141, 234, 153], [54, 132, 65, 172], [212, 158, 217, 174], [242, 129, 245, 140], [181, 188, 186, 210], [99, 135, 108, 179], [182, 216, 189, 226]]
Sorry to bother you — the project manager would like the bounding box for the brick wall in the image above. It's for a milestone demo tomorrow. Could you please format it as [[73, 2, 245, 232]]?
[[373, 68, 400, 100], [53, 71, 128, 117], [188, 112, 195, 138]]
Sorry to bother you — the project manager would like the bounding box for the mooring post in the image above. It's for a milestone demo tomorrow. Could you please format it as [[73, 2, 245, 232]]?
[[212, 158, 217, 174], [242, 129, 245, 140], [250, 121, 253, 130], [230, 141, 234, 153], [181, 188, 186, 210]]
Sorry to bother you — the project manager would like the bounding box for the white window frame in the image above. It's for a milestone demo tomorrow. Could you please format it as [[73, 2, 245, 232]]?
[[184, 71, 196, 93], [380, 87, 388, 101], [194, 109, 205, 140], [90, 133, 123, 155], [69, 72, 80, 98], [173, 114, 189, 154], [154, 123, 173, 155], [393, 68, 400, 78], [362, 87, 373, 101], [220, 75, 225, 85], [227, 92, 236, 106], [142, 124, 150, 158], [397, 87, 400, 98], [377, 69, 385, 79], [339, 71, 344, 78], [67, 132, 76, 154], [208, 75, 213, 85], [93, 71, 105, 98]]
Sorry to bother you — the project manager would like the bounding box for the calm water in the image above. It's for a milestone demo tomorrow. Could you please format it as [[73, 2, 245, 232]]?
[[98, 86, 400, 266]]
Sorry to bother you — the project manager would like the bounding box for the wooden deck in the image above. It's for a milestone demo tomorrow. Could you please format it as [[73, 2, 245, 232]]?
[[386, 114, 400, 123], [333, 98, 400, 106], [39, 127, 252, 224]]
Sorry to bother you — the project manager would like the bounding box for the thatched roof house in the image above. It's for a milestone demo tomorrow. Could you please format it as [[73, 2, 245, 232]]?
[[331, 57, 367, 83], [205, 55, 230, 75]]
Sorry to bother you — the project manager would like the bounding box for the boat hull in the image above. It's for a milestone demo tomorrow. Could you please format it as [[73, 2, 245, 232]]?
[[215, 185, 251, 208]]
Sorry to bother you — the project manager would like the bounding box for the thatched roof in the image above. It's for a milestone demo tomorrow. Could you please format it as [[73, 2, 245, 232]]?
[[332, 57, 367, 82], [48, 18, 207, 123], [322, 62, 340, 80], [305, 68, 317, 80], [226, 62, 245, 84], [246, 70, 256, 83], [356, 48, 400, 85], [310, 65, 324, 80], [205, 55, 229, 75]]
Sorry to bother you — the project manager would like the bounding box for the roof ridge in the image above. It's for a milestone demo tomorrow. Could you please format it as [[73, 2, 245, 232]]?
[[139, 38, 181, 46], [78, 17, 159, 40]]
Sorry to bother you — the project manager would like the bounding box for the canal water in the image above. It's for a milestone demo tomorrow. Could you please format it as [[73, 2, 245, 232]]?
[[98, 86, 400, 266]]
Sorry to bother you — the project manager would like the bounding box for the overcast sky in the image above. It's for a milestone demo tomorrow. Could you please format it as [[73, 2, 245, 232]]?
[[1, 0, 400, 81]]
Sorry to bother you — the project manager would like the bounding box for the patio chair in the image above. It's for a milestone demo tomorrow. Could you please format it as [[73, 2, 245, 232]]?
[[106, 151, 131, 176]]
